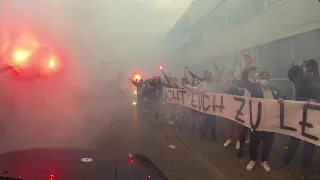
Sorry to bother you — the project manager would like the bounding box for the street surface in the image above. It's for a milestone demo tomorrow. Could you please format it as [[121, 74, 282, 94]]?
[[0, 92, 218, 180], [0, 91, 319, 180]]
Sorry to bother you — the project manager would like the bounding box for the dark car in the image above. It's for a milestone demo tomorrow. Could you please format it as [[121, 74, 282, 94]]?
[[0, 148, 168, 180]]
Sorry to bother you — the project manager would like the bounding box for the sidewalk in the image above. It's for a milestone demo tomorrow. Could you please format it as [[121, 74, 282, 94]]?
[[158, 116, 320, 180]]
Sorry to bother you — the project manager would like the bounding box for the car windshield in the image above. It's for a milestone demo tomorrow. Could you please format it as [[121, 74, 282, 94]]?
[[1, 1, 320, 180]]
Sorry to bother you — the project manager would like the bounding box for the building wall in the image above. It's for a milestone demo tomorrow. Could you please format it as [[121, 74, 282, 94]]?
[[185, 28, 320, 100], [165, 0, 320, 63], [188, 0, 320, 63], [164, 0, 320, 99]]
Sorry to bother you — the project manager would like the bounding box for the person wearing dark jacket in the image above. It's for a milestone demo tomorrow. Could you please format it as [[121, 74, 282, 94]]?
[[236, 66, 259, 158], [242, 62, 285, 172], [280, 59, 318, 179]]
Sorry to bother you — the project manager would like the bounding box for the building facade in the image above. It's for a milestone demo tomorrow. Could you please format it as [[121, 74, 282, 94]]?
[[163, 0, 320, 99]]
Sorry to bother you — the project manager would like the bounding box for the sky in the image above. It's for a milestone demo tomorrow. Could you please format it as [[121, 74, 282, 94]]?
[[0, 0, 193, 76]]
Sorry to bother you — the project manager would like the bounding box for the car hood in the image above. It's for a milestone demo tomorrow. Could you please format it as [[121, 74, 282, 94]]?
[[0, 148, 167, 180]]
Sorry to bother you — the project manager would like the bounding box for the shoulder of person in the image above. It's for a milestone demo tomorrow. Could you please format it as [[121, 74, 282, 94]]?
[[269, 85, 282, 93]]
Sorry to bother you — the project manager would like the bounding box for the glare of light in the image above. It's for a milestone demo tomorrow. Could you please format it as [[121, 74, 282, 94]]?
[[134, 90, 137, 94], [128, 153, 135, 165], [129, 158, 134, 164], [49, 174, 55, 180], [132, 102, 137, 105], [160, 66, 163, 70], [133, 74, 141, 81], [48, 58, 56, 68], [120, 93, 123, 96], [148, 175, 151, 179], [12, 49, 30, 64]]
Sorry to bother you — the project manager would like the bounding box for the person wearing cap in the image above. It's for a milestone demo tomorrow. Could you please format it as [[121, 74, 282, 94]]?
[[279, 59, 319, 179], [242, 60, 285, 173]]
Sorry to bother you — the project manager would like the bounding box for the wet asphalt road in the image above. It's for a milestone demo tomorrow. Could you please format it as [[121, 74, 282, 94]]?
[[0, 93, 219, 180]]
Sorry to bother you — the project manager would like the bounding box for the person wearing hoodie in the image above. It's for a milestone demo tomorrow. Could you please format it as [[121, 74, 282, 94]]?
[[279, 59, 319, 179], [242, 60, 285, 173], [183, 68, 222, 140]]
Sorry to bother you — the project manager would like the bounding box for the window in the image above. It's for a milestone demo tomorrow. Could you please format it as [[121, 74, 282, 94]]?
[[227, 2, 250, 28], [249, 0, 266, 17], [292, 29, 320, 62], [208, 2, 227, 33], [265, 0, 285, 9], [226, 0, 248, 12], [258, 38, 293, 79]]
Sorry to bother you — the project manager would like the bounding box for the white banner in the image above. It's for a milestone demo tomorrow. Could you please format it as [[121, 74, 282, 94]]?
[[165, 88, 320, 146]]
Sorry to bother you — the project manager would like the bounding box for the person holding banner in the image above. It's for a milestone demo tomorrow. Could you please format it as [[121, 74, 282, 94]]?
[[175, 77, 190, 126], [223, 73, 245, 149], [280, 59, 319, 178], [237, 55, 259, 158], [160, 67, 179, 122], [183, 67, 223, 140], [188, 75, 201, 132], [242, 61, 285, 172]]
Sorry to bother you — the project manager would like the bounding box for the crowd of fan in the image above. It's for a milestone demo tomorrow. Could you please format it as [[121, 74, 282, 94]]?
[[131, 53, 319, 180]]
